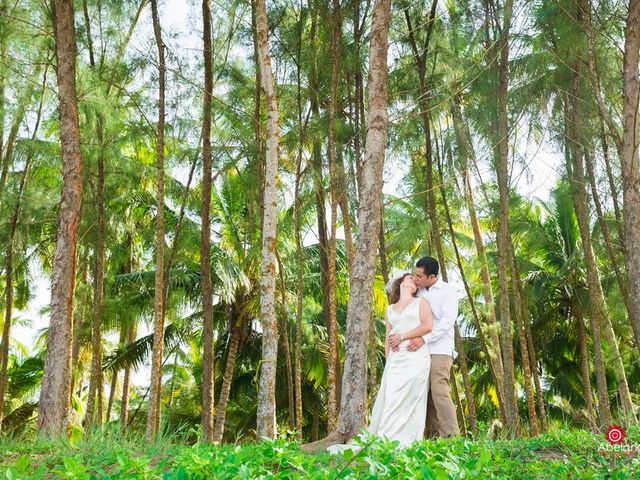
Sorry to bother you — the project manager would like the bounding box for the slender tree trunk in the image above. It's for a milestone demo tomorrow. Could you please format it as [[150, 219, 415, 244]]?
[[451, 98, 505, 401], [620, 0, 640, 350], [0, 86, 31, 192], [584, 149, 630, 308], [276, 254, 295, 430], [524, 317, 547, 433], [574, 310, 597, 430], [351, 0, 366, 201], [86, 118, 106, 428], [404, 0, 442, 266], [440, 166, 503, 424], [565, 74, 612, 428], [146, 0, 166, 439], [212, 308, 242, 443], [293, 10, 305, 435], [120, 322, 137, 431], [435, 147, 480, 437], [508, 245, 539, 436], [579, 0, 640, 349], [200, 0, 216, 443], [254, 0, 281, 440], [308, 6, 335, 429], [325, 0, 343, 432], [119, 232, 135, 431], [567, 72, 635, 423], [450, 368, 466, 435], [106, 325, 126, 423], [599, 123, 623, 239], [306, 0, 391, 449], [37, 0, 84, 436], [454, 326, 478, 436], [492, 0, 518, 435], [430, 133, 468, 431], [250, 0, 264, 231], [71, 256, 89, 401], [0, 66, 46, 431]]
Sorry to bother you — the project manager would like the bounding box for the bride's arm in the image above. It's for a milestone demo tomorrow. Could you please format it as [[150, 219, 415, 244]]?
[[390, 298, 433, 345]]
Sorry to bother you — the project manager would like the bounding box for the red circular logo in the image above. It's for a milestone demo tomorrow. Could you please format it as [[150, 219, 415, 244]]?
[[605, 425, 625, 445]]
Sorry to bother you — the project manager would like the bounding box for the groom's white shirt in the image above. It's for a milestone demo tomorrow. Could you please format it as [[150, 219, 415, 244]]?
[[418, 277, 458, 359]]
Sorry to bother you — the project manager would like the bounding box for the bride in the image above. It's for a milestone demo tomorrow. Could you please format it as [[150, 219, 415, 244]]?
[[328, 272, 433, 453]]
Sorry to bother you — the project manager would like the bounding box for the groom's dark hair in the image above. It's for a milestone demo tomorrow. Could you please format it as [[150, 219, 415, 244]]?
[[416, 256, 439, 276]]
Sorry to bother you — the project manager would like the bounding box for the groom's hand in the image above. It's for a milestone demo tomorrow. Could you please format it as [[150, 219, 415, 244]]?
[[406, 337, 425, 352]]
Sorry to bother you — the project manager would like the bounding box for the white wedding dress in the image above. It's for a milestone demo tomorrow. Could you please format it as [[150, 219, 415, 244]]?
[[328, 298, 431, 453]]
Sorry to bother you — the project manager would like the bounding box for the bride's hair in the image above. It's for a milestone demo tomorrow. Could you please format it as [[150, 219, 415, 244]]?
[[388, 273, 416, 304]]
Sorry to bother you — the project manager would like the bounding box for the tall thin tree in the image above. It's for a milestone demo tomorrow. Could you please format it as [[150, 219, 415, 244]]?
[[306, 0, 392, 449], [254, 0, 281, 439], [146, 0, 167, 439], [37, 0, 84, 436], [200, 0, 216, 443]]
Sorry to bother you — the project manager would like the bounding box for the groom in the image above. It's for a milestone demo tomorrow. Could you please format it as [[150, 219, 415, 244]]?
[[395, 256, 459, 438]]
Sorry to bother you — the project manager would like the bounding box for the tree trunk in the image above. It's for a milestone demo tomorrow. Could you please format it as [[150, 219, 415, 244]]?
[[86, 119, 106, 429], [599, 123, 623, 240], [620, 0, 640, 350], [37, 0, 84, 436], [584, 149, 630, 309], [276, 254, 295, 430], [106, 325, 127, 423], [565, 74, 612, 428], [0, 86, 31, 193], [524, 317, 547, 433], [451, 98, 506, 411], [434, 145, 480, 437], [254, 0, 281, 440], [567, 72, 635, 423], [213, 308, 242, 443], [574, 310, 597, 430], [325, 0, 343, 432], [146, 0, 166, 439], [308, 0, 391, 449], [0, 65, 46, 432], [82, 0, 107, 428], [351, 0, 367, 202], [454, 326, 478, 437], [508, 245, 539, 436], [120, 322, 137, 431], [200, 0, 216, 443], [439, 156, 504, 425], [580, 0, 640, 349], [293, 13, 305, 435], [493, 0, 518, 435]]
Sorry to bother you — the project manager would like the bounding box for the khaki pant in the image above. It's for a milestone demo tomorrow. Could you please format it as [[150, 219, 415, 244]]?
[[425, 354, 459, 438]]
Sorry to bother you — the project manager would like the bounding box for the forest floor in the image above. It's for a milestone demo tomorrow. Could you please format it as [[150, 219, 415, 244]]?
[[0, 425, 638, 479]]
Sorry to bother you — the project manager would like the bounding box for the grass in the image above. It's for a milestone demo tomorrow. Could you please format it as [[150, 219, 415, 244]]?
[[1, 425, 639, 479]]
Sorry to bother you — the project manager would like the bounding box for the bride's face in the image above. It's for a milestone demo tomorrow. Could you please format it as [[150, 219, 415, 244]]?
[[400, 275, 417, 294]]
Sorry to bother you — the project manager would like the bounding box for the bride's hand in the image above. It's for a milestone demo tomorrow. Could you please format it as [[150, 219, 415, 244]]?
[[388, 333, 403, 349]]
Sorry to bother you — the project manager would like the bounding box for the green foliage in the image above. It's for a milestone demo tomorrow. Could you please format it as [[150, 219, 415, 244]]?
[[1, 427, 639, 479]]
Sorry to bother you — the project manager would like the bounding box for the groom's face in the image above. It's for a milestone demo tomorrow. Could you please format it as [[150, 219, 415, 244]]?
[[414, 267, 437, 289]]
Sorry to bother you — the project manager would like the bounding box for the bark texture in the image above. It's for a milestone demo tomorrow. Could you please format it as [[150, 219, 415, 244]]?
[[254, 0, 281, 440], [200, 0, 216, 443], [37, 0, 84, 436], [146, 0, 167, 439]]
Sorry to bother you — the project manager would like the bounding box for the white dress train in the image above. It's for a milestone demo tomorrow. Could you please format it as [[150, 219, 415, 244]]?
[[328, 298, 431, 453]]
